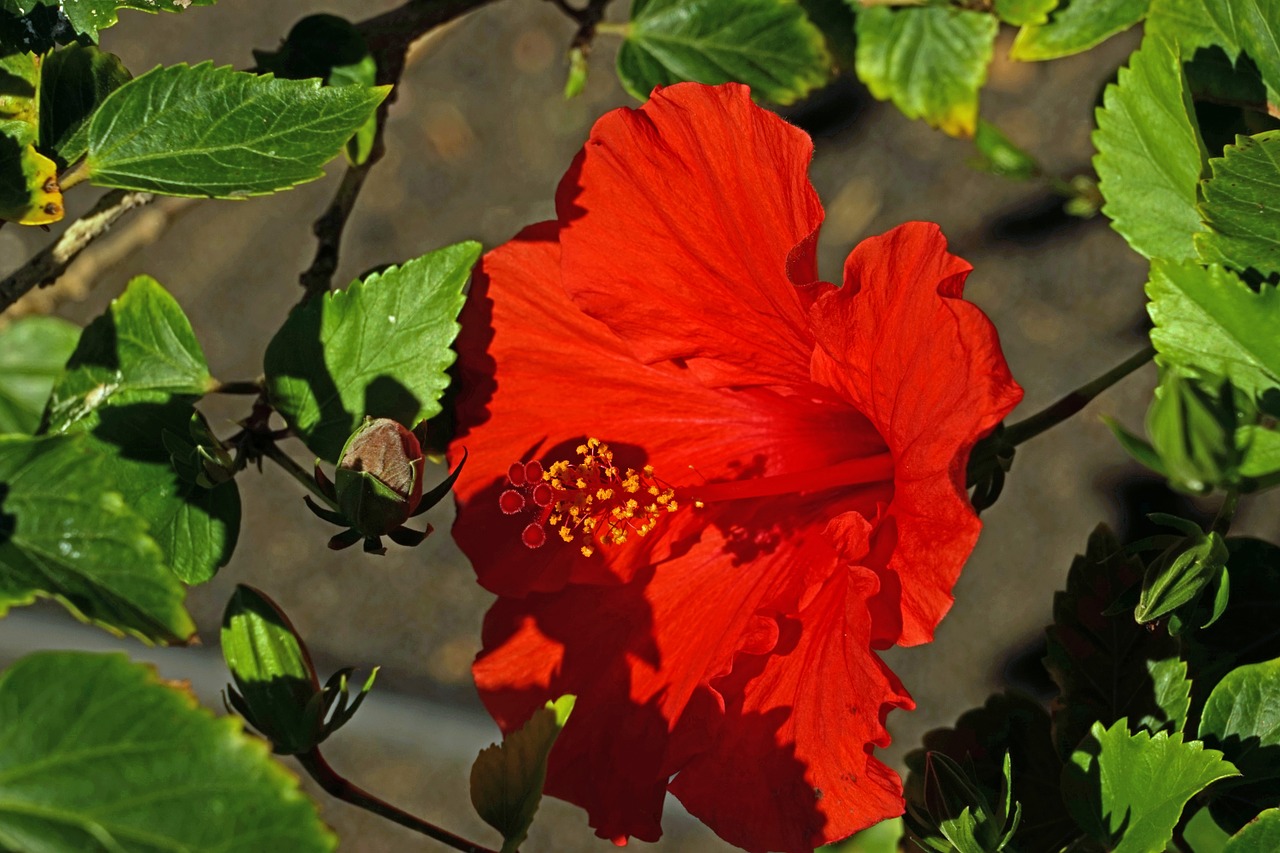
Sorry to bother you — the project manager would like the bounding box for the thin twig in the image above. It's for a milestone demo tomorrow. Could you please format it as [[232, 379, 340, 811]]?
[[0, 189, 155, 314], [296, 749, 499, 853], [297, 0, 503, 303]]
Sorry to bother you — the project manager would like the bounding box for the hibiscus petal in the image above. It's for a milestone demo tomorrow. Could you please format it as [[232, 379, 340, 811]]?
[[556, 82, 826, 389], [808, 222, 1023, 646], [669, 567, 913, 853]]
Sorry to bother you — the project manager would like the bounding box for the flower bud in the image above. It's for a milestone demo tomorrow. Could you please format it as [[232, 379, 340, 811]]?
[[1146, 372, 1242, 494], [334, 417, 425, 538]]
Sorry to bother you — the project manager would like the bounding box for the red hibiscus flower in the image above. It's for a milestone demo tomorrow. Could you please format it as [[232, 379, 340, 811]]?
[[447, 83, 1021, 852]]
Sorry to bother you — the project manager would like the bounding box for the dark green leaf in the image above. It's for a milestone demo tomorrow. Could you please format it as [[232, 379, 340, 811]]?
[[903, 693, 1076, 853], [1094, 34, 1207, 260], [1147, 260, 1280, 400], [471, 695, 575, 853], [265, 241, 479, 464], [1195, 132, 1280, 281], [796, 0, 856, 70], [1199, 658, 1280, 834], [85, 62, 388, 197], [1061, 718, 1238, 852], [38, 44, 131, 169], [616, 0, 832, 106], [0, 650, 335, 851], [0, 0, 215, 41], [0, 435, 193, 643], [42, 278, 238, 584], [1044, 526, 1186, 757], [1010, 0, 1148, 61], [855, 5, 997, 138], [1147, 0, 1280, 104], [0, 316, 79, 435], [1225, 809, 1280, 851], [993, 0, 1056, 27]]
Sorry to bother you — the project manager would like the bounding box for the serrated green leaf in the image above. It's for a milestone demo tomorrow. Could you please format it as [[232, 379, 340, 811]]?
[[85, 62, 388, 197], [1195, 132, 1280, 280], [1199, 658, 1280, 834], [42, 278, 238, 584], [855, 5, 996, 138], [1094, 34, 1207, 260], [38, 44, 131, 169], [0, 650, 334, 851], [903, 693, 1075, 853], [264, 241, 479, 464], [0, 435, 193, 643], [0, 316, 80, 435], [0, 0, 215, 41], [1045, 526, 1186, 757], [1147, 0, 1280, 105], [616, 0, 832, 106], [43, 276, 211, 433], [1062, 718, 1238, 853], [993, 0, 1056, 27], [1148, 657, 1193, 734], [1011, 0, 1148, 61], [1225, 808, 1280, 851], [1147, 260, 1280, 399], [471, 695, 574, 853]]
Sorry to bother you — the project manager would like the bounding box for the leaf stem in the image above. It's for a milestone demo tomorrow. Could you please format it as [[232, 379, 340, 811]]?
[[1210, 489, 1240, 537], [296, 749, 499, 853], [208, 379, 265, 395], [260, 440, 338, 512], [1003, 345, 1156, 448]]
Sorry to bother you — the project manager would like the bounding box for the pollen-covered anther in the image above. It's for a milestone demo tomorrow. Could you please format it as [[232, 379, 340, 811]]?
[[499, 440, 679, 554]]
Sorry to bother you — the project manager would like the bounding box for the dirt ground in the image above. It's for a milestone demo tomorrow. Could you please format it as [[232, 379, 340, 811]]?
[[3, 2, 1277, 851]]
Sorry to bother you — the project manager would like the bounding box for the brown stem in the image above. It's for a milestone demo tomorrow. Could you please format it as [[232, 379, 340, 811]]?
[[296, 749, 499, 853]]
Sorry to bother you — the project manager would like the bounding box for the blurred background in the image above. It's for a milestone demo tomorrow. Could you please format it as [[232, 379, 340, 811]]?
[[2, 2, 1274, 850]]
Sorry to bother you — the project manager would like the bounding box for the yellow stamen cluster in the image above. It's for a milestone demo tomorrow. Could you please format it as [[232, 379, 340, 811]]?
[[543, 438, 678, 552]]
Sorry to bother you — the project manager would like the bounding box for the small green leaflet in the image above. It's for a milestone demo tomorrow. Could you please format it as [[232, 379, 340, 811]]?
[[1010, 0, 1148, 61], [1225, 809, 1280, 851], [0, 651, 335, 852], [855, 6, 997, 138], [1196, 132, 1280, 281], [0, 435, 194, 644], [1146, 260, 1280, 400], [0, 0, 215, 41], [0, 316, 80, 435], [265, 241, 480, 464], [1147, 0, 1280, 104], [38, 44, 132, 169], [1094, 34, 1207, 261], [993, 0, 1056, 27], [1199, 658, 1280, 833], [1061, 719, 1238, 853], [471, 695, 575, 853], [615, 0, 832, 106], [85, 62, 388, 198]]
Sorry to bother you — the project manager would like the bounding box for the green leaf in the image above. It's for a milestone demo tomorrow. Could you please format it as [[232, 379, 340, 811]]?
[[264, 241, 479, 464], [855, 5, 997, 138], [85, 62, 388, 197], [1147, 260, 1280, 400], [1199, 658, 1280, 834], [1225, 809, 1280, 851], [0, 0, 215, 41], [1136, 525, 1229, 622], [0, 435, 193, 643], [0, 52, 62, 225], [822, 817, 903, 852], [0, 650, 335, 851], [1093, 34, 1207, 260], [42, 278, 238, 585], [1010, 0, 1148, 61], [796, 0, 857, 70], [0, 316, 80, 435], [1147, 0, 1280, 104], [1062, 718, 1238, 853], [38, 44, 131, 169], [252, 14, 378, 167], [1145, 372, 1244, 493], [471, 695, 575, 853], [615, 0, 832, 106], [1195, 132, 1280, 281], [903, 693, 1075, 853], [993, 0, 1056, 27], [972, 120, 1041, 181], [1044, 526, 1186, 757]]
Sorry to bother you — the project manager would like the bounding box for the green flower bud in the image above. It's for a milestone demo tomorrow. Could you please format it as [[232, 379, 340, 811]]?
[[334, 417, 425, 538], [1147, 372, 1243, 494]]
